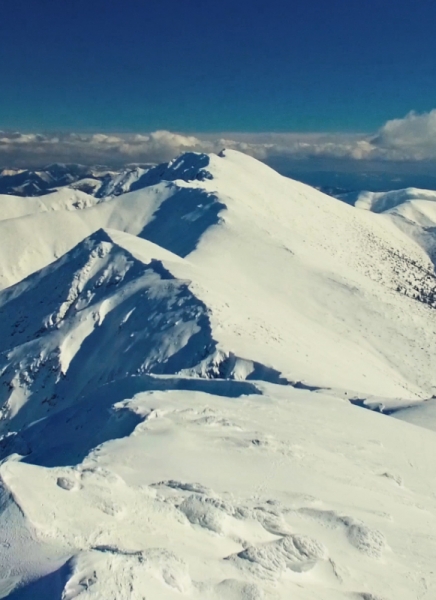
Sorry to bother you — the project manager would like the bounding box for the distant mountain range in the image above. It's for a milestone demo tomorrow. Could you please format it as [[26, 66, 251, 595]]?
[[0, 163, 153, 198], [4, 159, 436, 205]]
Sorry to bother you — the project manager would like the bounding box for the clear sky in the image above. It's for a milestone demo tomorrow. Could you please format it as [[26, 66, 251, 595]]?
[[1, 0, 436, 133]]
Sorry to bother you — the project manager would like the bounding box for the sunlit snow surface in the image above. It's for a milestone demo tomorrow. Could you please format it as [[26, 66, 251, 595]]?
[[0, 150, 436, 599]]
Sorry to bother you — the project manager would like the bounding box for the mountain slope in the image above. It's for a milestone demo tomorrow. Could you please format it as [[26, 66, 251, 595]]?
[[338, 186, 436, 231], [0, 164, 117, 197], [0, 188, 101, 222], [337, 186, 436, 279], [3, 382, 436, 600], [2, 150, 436, 600], [0, 150, 435, 402], [0, 180, 204, 289], [0, 229, 216, 433]]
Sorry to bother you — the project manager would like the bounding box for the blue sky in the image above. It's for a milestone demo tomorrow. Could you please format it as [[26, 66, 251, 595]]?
[[1, 0, 436, 189], [1, 0, 436, 133]]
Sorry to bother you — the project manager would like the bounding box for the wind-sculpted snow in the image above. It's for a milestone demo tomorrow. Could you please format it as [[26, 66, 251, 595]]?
[[3, 384, 436, 599], [0, 375, 261, 468], [1, 150, 436, 599], [229, 533, 328, 577]]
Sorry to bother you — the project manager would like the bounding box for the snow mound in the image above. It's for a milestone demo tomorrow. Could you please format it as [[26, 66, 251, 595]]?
[[61, 547, 192, 598], [3, 383, 434, 599], [230, 533, 328, 578], [298, 508, 386, 558]]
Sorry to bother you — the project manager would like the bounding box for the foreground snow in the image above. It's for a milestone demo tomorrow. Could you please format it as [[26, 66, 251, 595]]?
[[0, 150, 435, 599], [2, 382, 436, 599]]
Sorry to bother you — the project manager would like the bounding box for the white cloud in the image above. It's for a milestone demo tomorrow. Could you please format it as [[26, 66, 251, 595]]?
[[117, 130, 211, 160], [371, 110, 436, 159], [1, 110, 436, 169], [0, 130, 211, 167]]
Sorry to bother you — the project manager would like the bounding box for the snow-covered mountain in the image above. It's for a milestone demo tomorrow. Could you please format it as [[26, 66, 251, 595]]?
[[338, 186, 436, 268], [0, 163, 155, 198], [0, 164, 111, 197], [338, 187, 436, 230], [1, 150, 436, 600], [339, 187, 436, 213]]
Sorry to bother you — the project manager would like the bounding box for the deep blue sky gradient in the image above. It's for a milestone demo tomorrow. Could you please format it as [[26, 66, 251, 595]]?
[[1, 0, 436, 132]]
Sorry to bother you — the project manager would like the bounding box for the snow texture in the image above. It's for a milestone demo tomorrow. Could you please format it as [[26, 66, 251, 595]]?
[[0, 149, 436, 599]]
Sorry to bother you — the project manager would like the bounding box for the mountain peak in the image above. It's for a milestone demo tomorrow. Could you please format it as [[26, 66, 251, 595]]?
[[128, 151, 213, 192]]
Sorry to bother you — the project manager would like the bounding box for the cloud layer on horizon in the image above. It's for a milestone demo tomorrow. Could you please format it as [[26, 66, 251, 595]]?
[[1, 111, 436, 170]]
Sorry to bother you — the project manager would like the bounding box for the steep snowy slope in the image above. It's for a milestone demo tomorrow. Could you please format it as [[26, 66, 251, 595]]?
[[389, 198, 436, 228], [95, 166, 151, 197], [1, 150, 436, 600], [0, 180, 181, 289], [1, 152, 434, 294], [0, 229, 213, 433], [337, 187, 436, 275], [0, 150, 435, 402]]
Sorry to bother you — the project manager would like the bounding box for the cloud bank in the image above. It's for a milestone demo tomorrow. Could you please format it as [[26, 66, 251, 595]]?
[[1, 110, 436, 170]]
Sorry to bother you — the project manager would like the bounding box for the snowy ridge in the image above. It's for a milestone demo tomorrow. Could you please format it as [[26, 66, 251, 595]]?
[[340, 187, 436, 213], [0, 229, 214, 433], [0, 188, 101, 222], [1, 150, 436, 599], [0, 157, 213, 200], [337, 186, 436, 288], [0, 163, 118, 198], [339, 186, 436, 230]]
